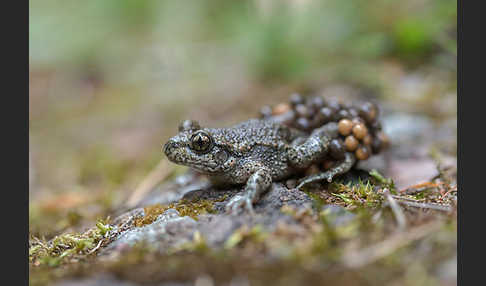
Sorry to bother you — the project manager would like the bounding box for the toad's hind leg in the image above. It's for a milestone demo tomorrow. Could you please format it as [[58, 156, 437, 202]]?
[[288, 123, 338, 169], [296, 152, 356, 189]]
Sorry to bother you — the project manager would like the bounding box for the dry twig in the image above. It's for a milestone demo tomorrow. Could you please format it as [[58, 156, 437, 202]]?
[[395, 200, 453, 212], [384, 189, 407, 230], [126, 159, 172, 208]]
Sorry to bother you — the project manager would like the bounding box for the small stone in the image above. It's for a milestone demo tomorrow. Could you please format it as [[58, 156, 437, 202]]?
[[352, 123, 368, 140], [344, 135, 359, 151], [273, 103, 291, 115], [338, 119, 353, 136]]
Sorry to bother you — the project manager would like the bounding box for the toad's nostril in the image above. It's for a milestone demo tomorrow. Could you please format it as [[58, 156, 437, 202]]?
[[163, 141, 176, 155]]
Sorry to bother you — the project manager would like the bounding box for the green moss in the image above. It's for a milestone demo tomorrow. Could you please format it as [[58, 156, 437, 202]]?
[[303, 190, 326, 210], [369, 169, 396, 193], [330, 179, 383, 209], [29, 219, 113, 267], [224, 225, 266, 249], [134, 195, 227, 227]]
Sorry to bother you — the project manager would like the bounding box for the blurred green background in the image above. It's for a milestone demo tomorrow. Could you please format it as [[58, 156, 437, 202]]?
[[29, 0, 456, 238]]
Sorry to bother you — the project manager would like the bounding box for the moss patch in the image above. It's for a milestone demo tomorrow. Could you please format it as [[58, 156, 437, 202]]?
[[29, 219, 113, 267], [134, 196, 228, 227], [330, 179, 384, 209]]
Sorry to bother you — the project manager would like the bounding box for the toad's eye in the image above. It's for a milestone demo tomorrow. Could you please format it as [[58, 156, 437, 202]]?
[[190, 131, 213, 153]]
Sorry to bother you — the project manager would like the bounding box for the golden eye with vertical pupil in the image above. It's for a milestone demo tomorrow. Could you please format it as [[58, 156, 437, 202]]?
[[190, 131, 213, 152]]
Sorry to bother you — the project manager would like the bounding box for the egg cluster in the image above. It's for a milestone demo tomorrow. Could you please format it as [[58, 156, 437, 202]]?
[[259, 93, 390, 161]]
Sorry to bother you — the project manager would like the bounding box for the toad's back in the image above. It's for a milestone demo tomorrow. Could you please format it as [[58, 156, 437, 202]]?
[[207, 119, 297, 153]]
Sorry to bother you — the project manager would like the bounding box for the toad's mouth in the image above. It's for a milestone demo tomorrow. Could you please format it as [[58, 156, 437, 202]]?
[[181, 160, 221, 174], [165, 152, 222, 174]]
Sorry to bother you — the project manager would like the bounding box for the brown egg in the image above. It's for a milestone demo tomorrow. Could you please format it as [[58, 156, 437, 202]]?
[[344, 135, 359, 151], [337, 109, 350, 120], [370, 120, 382, 132], [295, 104, 311, 118], [290, 93, 304, 106], [296, 117, 311, 131], [338, 119, 353, 136], [327, 100, 341, 112], [329, 139, 345, 160], [273, 103, 291, 115], [319, 107, 334, 123], [363, 134, 373, 146], [260, 105, 273, 118], [309, 96, 326, 109], [311, 113, 325, 127], [352, 123, 368, 140], [377, 131, 390, 148], [352, 117, 365, 125], [272, 110, 296, 126], [371, 138, 382, 154], [359, 102, 378, 123], [355, 145, 370, 160], [348, 108, 359, 118]]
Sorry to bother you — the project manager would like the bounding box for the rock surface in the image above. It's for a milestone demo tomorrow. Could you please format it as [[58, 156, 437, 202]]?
[[101, 176, 317, 257]]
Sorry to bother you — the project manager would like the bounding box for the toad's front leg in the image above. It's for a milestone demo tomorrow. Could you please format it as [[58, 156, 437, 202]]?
[[225, 167, 272, 214]]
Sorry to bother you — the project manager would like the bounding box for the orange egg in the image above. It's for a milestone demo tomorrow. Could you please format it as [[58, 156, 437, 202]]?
[[363, 134, 373, 146], [377, 131, 390, 149], [352, 123, 368, 140], [273, 103, 291, 115], [338, 119, 353, 136], [344, 135, 359, 151], [355, 145, 370, 160]]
